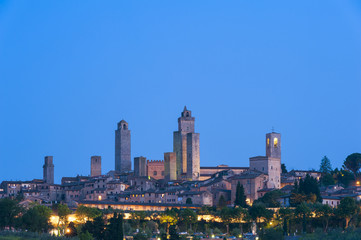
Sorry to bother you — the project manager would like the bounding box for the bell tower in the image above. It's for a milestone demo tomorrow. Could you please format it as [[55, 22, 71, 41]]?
[[266, 132, 281, 159]]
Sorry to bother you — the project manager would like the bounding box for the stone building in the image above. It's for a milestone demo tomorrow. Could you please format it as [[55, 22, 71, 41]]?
[[147, 160, 164, 180], [249, 132, 281, 189], [91, 156, 101, 177], [115, 120, 131, 173], [43, 156, 54, 184], [164, 152, 177, 181], [134, 156, 147, 177], [230, 170, 268, 203], [173, 107, 200, 181]]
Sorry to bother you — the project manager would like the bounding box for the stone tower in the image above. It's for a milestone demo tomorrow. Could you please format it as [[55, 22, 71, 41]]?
[[173, 107, 200, 180], [115, 120, 131, 173], [266, 132, 281, 159], [164, 152, 177, 181], [249, 132, 281, 189], [43, 156, 54, 184], [134, 156, 147, 177], [91, 156, 101, 177]]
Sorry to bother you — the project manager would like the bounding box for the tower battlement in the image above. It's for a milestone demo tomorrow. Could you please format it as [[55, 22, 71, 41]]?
[[147, 160, 164, 164]]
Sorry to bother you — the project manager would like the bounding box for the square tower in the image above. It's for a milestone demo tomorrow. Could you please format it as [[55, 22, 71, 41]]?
[[266, 132, 281, 159], [134, 156, 147, 177], [43, 156, 54, 184], [249, 132, 281, 189], [115, 120, 131, 173], [91, 156, 101, 177], [173, 106, 200, 180], [187, 133, 200, 181], [164, 152, 177, 181]]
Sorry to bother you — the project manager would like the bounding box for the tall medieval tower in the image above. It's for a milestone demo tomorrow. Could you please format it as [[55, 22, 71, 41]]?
[[43, 156, 54, 184], [91, 156, 102, 177], [173, 107, 200, 180], [115, 120, 131, 173]]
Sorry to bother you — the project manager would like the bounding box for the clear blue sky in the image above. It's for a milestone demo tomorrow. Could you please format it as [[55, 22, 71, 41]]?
[[0, 1, 360, 184]]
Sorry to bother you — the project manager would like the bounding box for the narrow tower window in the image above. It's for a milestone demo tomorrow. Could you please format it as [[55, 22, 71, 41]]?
[[274, 138, 278, 148], [267, 138, 270, 146]]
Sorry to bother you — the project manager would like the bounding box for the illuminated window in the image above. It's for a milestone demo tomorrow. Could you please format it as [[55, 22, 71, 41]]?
[[267, 138, 270, 146], [274, 138, 278, 148]]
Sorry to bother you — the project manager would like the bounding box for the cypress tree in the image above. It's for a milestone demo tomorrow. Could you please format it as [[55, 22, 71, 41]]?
[[235, 182, 247, 207]]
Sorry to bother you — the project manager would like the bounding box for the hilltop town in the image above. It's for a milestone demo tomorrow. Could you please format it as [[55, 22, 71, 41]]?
[[1, 107, 358, 212]]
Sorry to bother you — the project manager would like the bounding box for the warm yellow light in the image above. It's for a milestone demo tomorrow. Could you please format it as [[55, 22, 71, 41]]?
[[211, 234, 215, 238], [66, 228, 70, 233], [267, 138, 270, 146], [357, 181, 360, 185], [274, 138, 278, 147], [157, 238, 161, 240], [98, 195, 102, 201], [270, 222, 273, 225]]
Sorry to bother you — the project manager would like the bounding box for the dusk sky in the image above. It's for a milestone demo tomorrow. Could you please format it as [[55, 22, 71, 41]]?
[[1, 1, 360, 183]]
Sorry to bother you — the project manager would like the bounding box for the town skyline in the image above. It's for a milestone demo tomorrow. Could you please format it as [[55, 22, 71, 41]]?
[[0, 105, 357, 184], [1, 0, 360, 184]]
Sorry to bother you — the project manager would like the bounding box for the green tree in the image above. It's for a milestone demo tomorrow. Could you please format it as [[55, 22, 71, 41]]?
[[319, 156, 332, 174], [334, 168, 354, 187], [131, 211, 148, 231], [233, 207, 248, 234], [281, 163, 288, 174], [82, 216, 105, 240], [295, 202, 311, 233], [219, 207, 235, 235], [79, 231, 94, 240], [343, 153, 361, 177], [21, 204, 52, 233], [180, 209, 197, 232], [169, 225, 179, 240], [76, 205, 101, 223], [249, 203, 273, 231], [260, 227, 284, 240], [336, 197, 357, 229], [234, 182, 247, 208], [65, 221, 77, 237], [105, 213, 124, 240], [298, 175, 322, 203], [56, 203, 72, 227], [218, 195, 227, 209], [254, 190, 283, 208], [160, 209, 178, 237], [278, 207, 293, 236], [313, 203, 333, 232], [0, 198, 21, 230], [321, 173, 335, 186]]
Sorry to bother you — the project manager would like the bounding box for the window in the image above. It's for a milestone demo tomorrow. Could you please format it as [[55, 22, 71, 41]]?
[[274, 138, 278, 148], [267, 138, 270, 146], [154, 171, 157, 176], [162, 171, 164, 176]]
